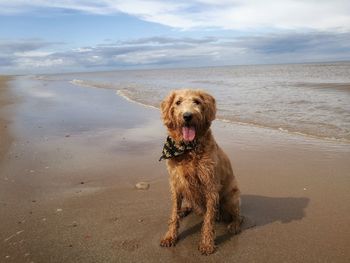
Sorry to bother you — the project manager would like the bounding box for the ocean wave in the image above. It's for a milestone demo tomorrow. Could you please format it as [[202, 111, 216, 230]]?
[[32, 75, 52, 81], [219, 117, 350, 143], [70, 78, 159, 109], [288, 99, 310, 105], [70, 79, 100, 89], [70, 79, 115, 90], [116, 89, 159, 110], [115, 90, 350, 144]]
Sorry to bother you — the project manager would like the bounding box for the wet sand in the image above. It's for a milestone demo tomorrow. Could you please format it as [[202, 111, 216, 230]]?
[[0, 76, 14, 161], [0, 76, 350, 262]]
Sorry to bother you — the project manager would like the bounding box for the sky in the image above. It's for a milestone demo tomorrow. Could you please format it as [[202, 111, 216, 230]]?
[[1, 0, 350, 74]]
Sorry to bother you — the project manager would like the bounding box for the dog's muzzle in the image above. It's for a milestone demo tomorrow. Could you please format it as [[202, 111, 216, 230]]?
[[183, 112, 193, 123]]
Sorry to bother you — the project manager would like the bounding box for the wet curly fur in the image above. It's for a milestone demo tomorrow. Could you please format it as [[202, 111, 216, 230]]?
[[159, 89, 242, 255]]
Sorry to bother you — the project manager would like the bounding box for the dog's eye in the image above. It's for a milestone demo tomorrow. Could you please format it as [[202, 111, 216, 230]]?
[[175, 100, 181, 105], [193, 99, 201, 105]]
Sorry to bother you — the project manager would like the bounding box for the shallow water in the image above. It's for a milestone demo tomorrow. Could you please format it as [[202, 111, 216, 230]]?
[[36, 62, 350, 142]]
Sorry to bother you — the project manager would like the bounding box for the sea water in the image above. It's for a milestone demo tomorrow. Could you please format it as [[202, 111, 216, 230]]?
[[35, 62, 350, 142]]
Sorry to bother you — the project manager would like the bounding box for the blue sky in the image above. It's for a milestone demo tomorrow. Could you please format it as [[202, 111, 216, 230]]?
[[1, 0, 350, 74]]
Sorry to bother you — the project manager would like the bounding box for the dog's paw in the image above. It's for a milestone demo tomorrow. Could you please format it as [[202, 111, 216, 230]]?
[[160, 236, 177, 247], [198, 242, 216, 255], [227, 217, 243, 235]]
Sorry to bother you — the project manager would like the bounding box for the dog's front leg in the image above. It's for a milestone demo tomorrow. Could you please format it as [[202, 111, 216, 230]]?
[[160, 185, 181, 247], [198, 192, 218, 255]]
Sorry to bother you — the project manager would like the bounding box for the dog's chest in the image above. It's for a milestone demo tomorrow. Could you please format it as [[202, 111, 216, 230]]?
[[172, 161, 207, 209]]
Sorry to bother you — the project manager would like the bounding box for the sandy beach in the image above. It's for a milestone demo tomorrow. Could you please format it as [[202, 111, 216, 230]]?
[[1, 75, 350, 262]]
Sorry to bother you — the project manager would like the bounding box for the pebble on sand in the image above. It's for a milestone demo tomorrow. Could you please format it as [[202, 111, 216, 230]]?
[[135, 182, 150, 190]]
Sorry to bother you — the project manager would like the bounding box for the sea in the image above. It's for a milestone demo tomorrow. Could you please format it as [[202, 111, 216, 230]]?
[[34, 62, 350, 143]]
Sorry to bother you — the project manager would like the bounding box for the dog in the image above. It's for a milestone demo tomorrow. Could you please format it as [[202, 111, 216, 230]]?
[[159, 89, 242, 255]]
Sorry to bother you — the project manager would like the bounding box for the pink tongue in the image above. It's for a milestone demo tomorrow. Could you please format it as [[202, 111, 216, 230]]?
[[182, 126, 196, 142]]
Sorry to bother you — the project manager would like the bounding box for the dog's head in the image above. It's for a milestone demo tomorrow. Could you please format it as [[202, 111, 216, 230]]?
[[160, 89, 216, 142]]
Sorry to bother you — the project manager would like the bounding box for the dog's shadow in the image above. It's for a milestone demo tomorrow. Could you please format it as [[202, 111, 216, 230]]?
[[178, 194, 310, 245]]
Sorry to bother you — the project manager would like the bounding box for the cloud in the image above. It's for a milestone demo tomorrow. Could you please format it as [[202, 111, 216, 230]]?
[[0, 39, 65, 71], [122, 36, 218, 45], [1, 33, 350, 74], [0, 38, 59, 53], [233, 32, 350, 54], [0, 0, 349, 31]]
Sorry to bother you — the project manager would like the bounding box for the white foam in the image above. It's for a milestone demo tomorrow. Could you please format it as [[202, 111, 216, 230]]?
[[70, 79, 97, 89], [116, 89, 159, 110]]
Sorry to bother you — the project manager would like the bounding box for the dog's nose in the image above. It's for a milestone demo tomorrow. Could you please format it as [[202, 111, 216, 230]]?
[[183, 112, 193, 122]]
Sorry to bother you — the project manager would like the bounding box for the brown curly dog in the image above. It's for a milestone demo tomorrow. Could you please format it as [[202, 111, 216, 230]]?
[[159, 89, 242, 255]]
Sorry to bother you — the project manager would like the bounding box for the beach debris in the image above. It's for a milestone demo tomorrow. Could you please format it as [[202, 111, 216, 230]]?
[[71, 221, 78, 227], [24, 253, 30, 257], [138, 219, 143, 223], [135, 182, 150, 190], [4, 230, 24, 242], [29, 170, 35, 173], [303, 188, 307, 191], [5, 255, 10, 259], [56, 208, 63, 213], [65, 134, 70, 138], [42, 218, 47, 222], [69, 244, 73, 248], [32, 200, 36, 203], [80, 181, 85, 185]]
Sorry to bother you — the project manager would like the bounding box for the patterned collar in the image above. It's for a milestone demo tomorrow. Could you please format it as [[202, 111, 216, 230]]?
[[159, 136, 197, 161]]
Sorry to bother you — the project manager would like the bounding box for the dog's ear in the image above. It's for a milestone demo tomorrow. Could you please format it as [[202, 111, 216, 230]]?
[[200, 92, 216, 123], [160, 91, 176, 129]]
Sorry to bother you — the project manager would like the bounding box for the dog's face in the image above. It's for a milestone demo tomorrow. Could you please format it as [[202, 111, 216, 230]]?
[[161, 89, 216, 142]]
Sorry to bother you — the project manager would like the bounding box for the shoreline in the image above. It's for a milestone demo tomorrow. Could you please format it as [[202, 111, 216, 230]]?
[[0, 76, 349, 262], [69, 78, 350, 144]]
